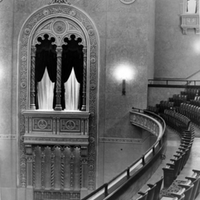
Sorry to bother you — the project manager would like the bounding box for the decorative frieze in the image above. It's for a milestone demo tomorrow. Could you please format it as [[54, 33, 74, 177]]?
[[129, 111, 160, 137], [34, 190, 80, 200], [23, 111, 90, 146], [99, 137, 141, 143]]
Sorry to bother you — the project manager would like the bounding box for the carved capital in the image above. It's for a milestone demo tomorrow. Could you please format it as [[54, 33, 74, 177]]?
[[56, 46, 63, 57], [25, 144, 33, 155], [80, 146, 88, 157], [31, 46, 36, 57]]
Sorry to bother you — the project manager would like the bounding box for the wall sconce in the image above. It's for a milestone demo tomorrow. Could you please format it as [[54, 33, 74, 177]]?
[[122, 79, 126, 95], [114, 62, 135, 96]]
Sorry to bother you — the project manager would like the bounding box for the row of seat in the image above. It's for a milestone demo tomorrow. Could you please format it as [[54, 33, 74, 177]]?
[[156, 101, 174, 113], [179, 103, 200, 125], [135, 177, 163, 200], [160, 109, 191, 133], [181, 88, 200, 101], [169, 94, 187, 107], [160, 169, 200, 200], [190, 95, 200, 107], [134, 110, 193, 200], [162, 127, 194, 188]]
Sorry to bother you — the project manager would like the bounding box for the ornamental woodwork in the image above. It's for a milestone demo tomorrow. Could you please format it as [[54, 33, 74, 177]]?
[[30, 46, 36, 110], [55, 46, 63, 110], [181, 0, 200, 34], [19, 2, 99, 197]]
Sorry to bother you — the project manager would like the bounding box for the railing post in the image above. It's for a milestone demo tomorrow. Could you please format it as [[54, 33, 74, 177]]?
[[127, 167, 130, 179], [152, 146, 155, 156], [105, 183, 108, 196], [142, 156, 145, 165]]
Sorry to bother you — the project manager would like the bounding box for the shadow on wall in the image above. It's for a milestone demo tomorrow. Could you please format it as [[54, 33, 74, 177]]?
[[105, 112, 142, 138]]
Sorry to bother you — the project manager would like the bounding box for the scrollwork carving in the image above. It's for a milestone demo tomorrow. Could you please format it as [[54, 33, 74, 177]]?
[[49, 0, 70, 4], [19, 3, 99, 190]]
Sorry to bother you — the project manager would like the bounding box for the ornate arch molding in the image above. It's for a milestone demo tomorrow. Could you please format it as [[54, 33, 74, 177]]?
[[18, 3, 99, 190]]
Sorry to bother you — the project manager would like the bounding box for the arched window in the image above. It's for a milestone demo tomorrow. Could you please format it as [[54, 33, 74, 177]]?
[[19, 3, 99, 190], [30, 19, 87, 111]]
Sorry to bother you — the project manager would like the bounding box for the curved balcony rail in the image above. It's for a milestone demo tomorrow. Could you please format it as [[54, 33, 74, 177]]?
[[82, 108, 166, 200], [148, 78, 200, 87]]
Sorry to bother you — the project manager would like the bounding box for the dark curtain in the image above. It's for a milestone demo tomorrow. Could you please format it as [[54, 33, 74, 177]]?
[[35, 35, 57, 109], [62, 36, 83, 110], [34, 34, 84, 110]]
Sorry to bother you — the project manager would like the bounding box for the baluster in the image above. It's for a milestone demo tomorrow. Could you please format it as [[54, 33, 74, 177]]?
[[70, 147, 75, 189], [51, 150, 55, 189], [41, 149, 45, 189], [32, 150, 36, 187], [25, 145, 33, 187], [55, 46, 63, 110], [60, 149, 65, 189], [81, 47, 87, 111], [30, 46, 36, 110]]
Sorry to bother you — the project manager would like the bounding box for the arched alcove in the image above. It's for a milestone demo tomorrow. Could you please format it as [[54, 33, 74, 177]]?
[[18, 1, 99, 199]]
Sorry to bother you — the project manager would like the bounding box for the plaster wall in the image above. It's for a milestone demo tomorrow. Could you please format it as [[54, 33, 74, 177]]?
[[97, 130, 157, 187], [154, 0, 200, 79], [0, 0, 156, 199], [0, 0, 17, 199]]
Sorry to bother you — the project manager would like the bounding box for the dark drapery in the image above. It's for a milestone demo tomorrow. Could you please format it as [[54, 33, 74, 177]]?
[[35, 34, 57, 109], [34, 34, 84, 110], [62, 35, 83, 110]]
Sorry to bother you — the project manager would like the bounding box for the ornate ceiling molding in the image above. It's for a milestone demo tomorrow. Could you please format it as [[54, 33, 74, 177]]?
[[120, 0, 136, 4], [49, 0, 70, 4]]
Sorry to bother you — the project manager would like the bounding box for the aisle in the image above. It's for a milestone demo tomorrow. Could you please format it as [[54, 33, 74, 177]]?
[[132, 125, 200, 200]]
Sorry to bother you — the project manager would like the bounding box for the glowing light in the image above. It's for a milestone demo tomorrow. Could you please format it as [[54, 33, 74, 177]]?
[[193, 39, 200, 53], [114, 62, 135, 81]]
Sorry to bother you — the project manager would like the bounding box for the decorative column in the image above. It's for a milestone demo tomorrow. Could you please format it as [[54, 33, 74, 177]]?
[[55, 46, 63, 110], [60, 151, 65, 189], [70, 148, 75, 189], [81, 47, 87, 111], [25, 145, 33, 187], [30, 46, 36, 110], [41, 150, 45, 189], [51, 151, 55, 189], [80, 146, 88, 197]]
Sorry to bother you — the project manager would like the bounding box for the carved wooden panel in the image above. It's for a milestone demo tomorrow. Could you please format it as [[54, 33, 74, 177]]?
[[181, 14, 200, 34], [34, 190, 80, 200], [32, 146, 84, 192], [19, 2, 99, 192]]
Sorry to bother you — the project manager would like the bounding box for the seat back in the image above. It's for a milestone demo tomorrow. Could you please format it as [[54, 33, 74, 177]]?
[[184, 184, 194, 200], [153, 177, 163, 200], [146, 184, 156, 200], [136, 192, 148, 200]]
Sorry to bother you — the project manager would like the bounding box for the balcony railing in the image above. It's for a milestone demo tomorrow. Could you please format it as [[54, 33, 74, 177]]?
[[82, 108, 166, 200]]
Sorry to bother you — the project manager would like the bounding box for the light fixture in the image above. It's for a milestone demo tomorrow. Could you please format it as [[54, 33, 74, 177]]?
[[114, 62, 135, 95], [122, 79, 126, 95]]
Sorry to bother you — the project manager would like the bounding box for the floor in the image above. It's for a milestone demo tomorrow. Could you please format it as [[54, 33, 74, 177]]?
[[131, 124, 200, 200]]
